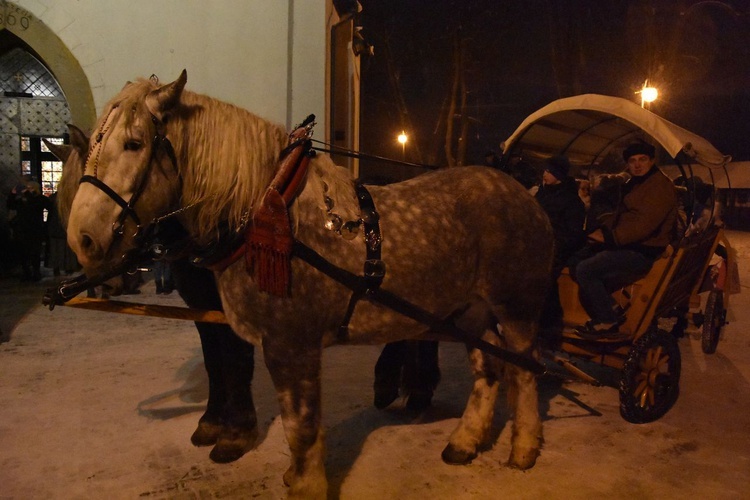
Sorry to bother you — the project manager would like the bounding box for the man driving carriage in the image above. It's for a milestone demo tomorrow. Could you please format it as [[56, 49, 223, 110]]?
[[569, 141, 678, 338]]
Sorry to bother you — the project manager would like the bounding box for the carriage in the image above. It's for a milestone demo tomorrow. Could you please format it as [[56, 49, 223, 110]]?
[[500, 94, 737, 423]]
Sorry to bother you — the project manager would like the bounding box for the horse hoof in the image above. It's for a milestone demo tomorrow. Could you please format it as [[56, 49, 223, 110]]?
[[373, 387, 399, 409], [507, 449, 540, 470], [190, 419, 223, 447], [441, 444, 476, 465], [208, 425, 259, 463]]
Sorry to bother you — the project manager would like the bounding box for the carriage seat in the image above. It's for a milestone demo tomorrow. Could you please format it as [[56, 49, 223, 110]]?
[[557, 245, 675, 330]]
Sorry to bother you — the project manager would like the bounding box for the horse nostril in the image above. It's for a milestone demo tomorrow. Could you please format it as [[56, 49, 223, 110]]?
[[78, 232, 104, 261], [80, 234, 94, 251]]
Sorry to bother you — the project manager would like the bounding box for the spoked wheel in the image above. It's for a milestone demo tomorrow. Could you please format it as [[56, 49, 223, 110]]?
[[619, 328, 681, 423], [701, 290, 725, 354]]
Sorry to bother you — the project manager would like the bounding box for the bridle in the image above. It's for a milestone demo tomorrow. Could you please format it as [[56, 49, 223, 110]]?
[[79, 104, 178, 240]]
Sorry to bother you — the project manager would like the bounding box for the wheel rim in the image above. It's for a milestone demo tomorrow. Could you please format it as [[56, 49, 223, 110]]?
[[620, 329, 681, 422], [633, 345, 670, 408]]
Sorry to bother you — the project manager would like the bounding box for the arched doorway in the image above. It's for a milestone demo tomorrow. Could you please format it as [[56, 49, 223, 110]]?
[[1, 2, 95, 274], [1, 42, 68, 194]]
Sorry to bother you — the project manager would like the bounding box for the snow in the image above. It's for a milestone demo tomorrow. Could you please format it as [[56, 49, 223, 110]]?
[[1, 230, 749, 499]]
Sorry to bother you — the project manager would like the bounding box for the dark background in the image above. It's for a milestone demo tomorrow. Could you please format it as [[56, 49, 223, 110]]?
[[357, 0, 750, 181]]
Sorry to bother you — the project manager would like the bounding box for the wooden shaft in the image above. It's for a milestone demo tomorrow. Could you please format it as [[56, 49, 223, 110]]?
[[62, 297, 228, 324]]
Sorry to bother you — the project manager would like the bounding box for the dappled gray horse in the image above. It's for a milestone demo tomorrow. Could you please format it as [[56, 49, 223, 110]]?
[[65, 71, 553, 499]]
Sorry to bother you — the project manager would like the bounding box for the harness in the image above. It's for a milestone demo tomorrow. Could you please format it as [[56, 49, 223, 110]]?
[[49, 113, 544, 376], [79, 105, 179, 240]]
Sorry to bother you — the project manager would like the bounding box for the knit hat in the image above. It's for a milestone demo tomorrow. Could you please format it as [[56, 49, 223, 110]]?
[[623, 141, 655, 161], [545, 155, 571, 181]]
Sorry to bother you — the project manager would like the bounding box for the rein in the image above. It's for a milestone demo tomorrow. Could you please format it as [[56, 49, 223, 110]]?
[[311, 140, 440, 171]]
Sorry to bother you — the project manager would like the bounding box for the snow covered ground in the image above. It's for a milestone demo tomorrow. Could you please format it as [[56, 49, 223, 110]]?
[[1, 230, 749, 499]]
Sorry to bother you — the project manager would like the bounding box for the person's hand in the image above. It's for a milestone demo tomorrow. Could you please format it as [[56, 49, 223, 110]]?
[[587, 229, 604, 243]]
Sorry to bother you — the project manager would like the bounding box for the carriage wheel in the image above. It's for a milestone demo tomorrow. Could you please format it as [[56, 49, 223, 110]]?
[[701, 290, 725, 354], [619, 328, 681, 423]]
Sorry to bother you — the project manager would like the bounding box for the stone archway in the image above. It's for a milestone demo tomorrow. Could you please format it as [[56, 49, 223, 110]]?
[[1, 1, 95, 130], [1, 1, 96, 271]]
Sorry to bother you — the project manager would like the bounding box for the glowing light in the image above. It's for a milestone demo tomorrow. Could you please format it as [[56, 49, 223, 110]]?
[[637, 80, 659, 108], [642, 86, 658, 103], [397, 131, 408, 145]]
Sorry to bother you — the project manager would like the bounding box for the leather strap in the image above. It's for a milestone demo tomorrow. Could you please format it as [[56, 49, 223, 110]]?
[[291, 240, 545, 375], [337, 183, 384, 340]]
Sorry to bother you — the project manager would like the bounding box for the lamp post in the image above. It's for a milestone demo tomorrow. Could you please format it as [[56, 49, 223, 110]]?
[[397, 130, 408, 159], [637, 80, 658, 108]]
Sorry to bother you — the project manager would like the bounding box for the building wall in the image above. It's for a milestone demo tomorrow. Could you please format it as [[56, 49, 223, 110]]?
[[1, 0, 327, 245], [5, 0, 326, 128]]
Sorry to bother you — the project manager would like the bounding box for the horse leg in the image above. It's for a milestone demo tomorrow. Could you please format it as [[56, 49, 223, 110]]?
[[402, 340, 441, 411], [263, 338, 327, 499], [373, 341, 407, 408], [172, 261, 258, 462], [207, 325, 258, 463], [442, 304, 502, 465], [192, 324, 230, 445], [374, 340, 441, 411], [500, 317, 543, 470]]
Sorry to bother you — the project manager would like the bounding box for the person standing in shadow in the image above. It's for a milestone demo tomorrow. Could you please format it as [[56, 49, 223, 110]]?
[[7, 177, 51, 282]]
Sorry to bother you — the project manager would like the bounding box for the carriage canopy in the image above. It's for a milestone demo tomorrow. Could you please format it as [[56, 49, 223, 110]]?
[[500, 94, 731, 170]]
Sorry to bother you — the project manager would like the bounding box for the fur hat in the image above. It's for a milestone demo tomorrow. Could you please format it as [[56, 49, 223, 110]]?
[[545, 155, 571, 181], [623, 142, 656, 161]]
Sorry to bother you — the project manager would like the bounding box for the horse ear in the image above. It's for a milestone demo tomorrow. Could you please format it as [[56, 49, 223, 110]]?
[[43, 139, 71, 162], [68, 123, 90, 158], [145, 69, 187, 120]]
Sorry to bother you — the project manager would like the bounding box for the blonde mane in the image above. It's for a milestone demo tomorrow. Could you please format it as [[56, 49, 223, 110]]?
[[171, 91, 290, 243], [90, 77, 360, 245], [100, 78, 292, 243]]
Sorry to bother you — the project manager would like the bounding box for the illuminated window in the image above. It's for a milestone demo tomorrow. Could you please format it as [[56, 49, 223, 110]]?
[[20, 136, 65, 195]]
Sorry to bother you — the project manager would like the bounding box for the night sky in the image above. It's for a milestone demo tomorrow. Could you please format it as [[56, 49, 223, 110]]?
[[358, 0, 750, 180]]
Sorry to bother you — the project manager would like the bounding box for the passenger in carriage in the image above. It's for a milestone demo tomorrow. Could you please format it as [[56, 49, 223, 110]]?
[[568, 141, 678, 338], [674, 175, 720, 236], [535, 155, 586, 328]]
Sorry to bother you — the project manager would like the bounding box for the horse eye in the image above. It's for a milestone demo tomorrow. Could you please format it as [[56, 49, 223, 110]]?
[[124, 140, 142, 152]]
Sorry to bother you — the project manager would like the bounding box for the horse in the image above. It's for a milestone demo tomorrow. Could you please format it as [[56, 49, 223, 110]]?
[[65, 70, 554, 499], [50, 126, 258, 464]]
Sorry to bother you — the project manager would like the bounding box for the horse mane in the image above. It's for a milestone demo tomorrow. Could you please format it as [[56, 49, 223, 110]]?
[[171, 92, 291, 243], [94, 77, 359, 244], [106, 78, 288, 243]]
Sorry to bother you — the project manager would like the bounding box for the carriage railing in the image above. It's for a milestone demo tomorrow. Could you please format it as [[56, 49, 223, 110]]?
[[650, 225, 722, 320], [613, 224, 722, 338]]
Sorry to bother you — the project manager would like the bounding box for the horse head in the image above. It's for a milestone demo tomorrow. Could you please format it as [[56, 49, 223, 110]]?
[[66, 72, 186, 278]]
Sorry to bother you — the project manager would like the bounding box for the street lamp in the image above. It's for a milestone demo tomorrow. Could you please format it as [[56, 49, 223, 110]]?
[[637, 80, 658, 108], [397, 130, 408, 159]]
